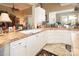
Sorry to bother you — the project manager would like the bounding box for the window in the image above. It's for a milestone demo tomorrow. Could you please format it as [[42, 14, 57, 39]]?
[[60, 14, 77, 25]]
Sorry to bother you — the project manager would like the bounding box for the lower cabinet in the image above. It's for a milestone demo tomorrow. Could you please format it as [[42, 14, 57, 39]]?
[[0, 43, 10, 56], [2, 30, 72, 56], [10, 31, 46, 56], [26, 35, 37, 56], [47, 30, 72, 45], [10, 38, 27, 56], [26, 31, 46, 56]]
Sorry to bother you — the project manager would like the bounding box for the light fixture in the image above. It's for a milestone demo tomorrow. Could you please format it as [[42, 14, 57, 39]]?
[[0, 13, 12, 33], [11, 3, 20, 12], [0, 13, 12, 22]]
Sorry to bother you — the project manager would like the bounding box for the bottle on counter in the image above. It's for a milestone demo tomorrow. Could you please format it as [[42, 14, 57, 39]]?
[[13, 26, 16, 32]]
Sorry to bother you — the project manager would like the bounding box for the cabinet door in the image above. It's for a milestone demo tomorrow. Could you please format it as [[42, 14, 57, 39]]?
[[36, 31, 47, 48], [26, 35, 37, 56], [33, 32, 46, 54], [10, 38, 27, 56], [47, 30, 72, 45], [26, 31, 46, 56]]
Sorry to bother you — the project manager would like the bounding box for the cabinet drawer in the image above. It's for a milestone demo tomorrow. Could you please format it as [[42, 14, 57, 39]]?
[[10, 38, 26, 47]]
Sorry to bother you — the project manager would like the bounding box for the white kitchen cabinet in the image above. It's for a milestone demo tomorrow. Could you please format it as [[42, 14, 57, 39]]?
[[10, 38, 27, 56], [26, 31, 46, 56], [47, 30, 72, 45], [26, 35, 37, 56], [35, 7, 45, 23], [0, 29, 75, 56], [35, 31, 47, 51], [0, 43, 10, 56], [9, 29, 72, 56], [9, 30, 46, 56], [35, 7, 45, 27]]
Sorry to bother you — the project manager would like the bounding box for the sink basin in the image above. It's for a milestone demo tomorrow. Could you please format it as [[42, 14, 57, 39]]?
[[20, 29, 43, 34]]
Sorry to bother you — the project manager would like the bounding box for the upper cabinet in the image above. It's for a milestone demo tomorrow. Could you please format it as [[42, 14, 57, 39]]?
[[35, 7, 45, 25]]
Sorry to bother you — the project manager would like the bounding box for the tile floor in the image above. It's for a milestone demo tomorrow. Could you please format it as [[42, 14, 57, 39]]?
[[38, 43, 72, 56]]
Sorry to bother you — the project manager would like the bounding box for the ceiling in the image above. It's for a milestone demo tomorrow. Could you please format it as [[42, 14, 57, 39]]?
[[41, 3, 79, 12], [0, 3, 32, 11], [0, 3, 79, 12]]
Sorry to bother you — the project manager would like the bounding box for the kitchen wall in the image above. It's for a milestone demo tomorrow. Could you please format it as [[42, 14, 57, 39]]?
[[16, 7, 32, 26]]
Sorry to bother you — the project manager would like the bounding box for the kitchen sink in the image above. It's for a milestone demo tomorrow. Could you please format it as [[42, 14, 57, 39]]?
[[20, 29, 43, 34]]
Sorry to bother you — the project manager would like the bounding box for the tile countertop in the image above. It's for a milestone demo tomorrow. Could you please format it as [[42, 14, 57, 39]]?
[[0, 28, 79, 48], [0, 32, 28, 47], [0, 29, 45, 47], [46, 28, 79, 31]]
